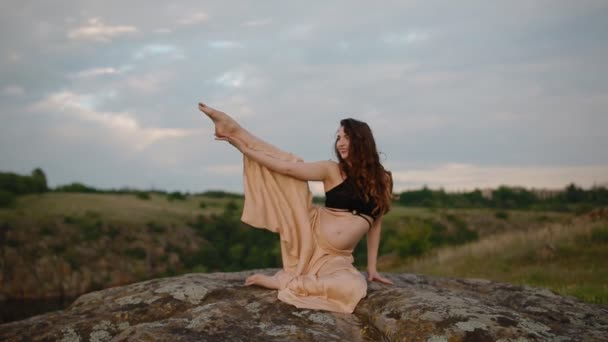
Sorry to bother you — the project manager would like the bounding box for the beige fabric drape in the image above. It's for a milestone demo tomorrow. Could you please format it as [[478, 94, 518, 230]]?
[[240, 137, 367, 313]]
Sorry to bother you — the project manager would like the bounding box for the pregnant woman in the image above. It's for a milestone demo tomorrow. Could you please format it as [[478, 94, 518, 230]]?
[[199, 102, 393, 313]]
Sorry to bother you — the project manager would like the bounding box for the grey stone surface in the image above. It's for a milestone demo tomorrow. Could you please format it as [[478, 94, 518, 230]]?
[[0, 270, 606, 341]]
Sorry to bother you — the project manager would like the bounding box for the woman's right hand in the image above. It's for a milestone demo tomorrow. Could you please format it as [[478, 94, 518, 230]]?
[[368, 270, 394, 285]]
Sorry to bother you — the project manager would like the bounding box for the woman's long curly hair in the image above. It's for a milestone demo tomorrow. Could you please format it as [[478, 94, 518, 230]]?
[[335, 118, 393, 216]]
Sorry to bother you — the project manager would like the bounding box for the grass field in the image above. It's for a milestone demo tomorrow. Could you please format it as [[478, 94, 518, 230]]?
[[2, 192, 606, 305], [1, 192, 243, 225], [388, 214, 608, 304]]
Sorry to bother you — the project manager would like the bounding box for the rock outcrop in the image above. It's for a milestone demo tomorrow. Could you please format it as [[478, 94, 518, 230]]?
[[0, 270, 606, 341]]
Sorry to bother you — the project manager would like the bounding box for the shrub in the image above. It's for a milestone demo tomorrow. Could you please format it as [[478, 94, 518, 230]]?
[[536, 215, 550, 223], [385, 221, 433, 258], [85, 210, 100, 219], [146, 222, 165, 233], [6, 239, 21, 247], [495, 211, 509, 220], [63, 214, 104, 241], [136, 192, 150, 200], [590, 226, 608, 244], [40, 225, 56, 236], [30, 168, 48, 193], [574, 204, 594, 215], [0, 168, 48, 195], [54, 182, 99, 193], [186, 208, 281, 272], [81, 220, 103, 241], [166, 191, 187, 201], [107, 225, 120, 239], [198, 190, 242, 199], [51, 244, 66, 254], [0, 190, 16, 208], [225, 200, 238, 212], [63, 215, 76, 224], [65, 253, 81, 270], [444, 214, 478, 244], [181, 248, 209, 269], [192, 265, 208, 273], [125, 247, 147, 260], [164, 266, 178, 277]]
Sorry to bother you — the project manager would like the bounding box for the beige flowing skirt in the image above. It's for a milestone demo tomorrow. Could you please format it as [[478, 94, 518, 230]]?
[[240, 137, 367, 313]]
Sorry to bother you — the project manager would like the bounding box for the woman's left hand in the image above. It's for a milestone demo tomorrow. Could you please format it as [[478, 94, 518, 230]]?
[[368, 270, 394, 285]]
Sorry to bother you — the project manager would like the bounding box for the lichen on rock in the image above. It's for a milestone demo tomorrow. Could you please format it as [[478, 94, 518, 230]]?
[[154, 283, 209, 305], [0, 270, 606, 341]]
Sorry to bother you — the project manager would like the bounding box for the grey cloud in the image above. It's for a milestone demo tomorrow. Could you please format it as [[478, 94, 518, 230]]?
[[67, 17, 138, 42], [1, 0, 607, 192]]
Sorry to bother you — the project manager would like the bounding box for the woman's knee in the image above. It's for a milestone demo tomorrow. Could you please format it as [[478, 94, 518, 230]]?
[[287, 275, 325, 296], [324, 271, 367, 298]]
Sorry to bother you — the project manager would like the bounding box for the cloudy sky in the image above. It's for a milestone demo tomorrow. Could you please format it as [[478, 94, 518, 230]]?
[[1, 1, 607, 195]]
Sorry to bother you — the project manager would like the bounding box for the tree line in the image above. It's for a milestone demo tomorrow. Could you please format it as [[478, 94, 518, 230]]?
[[0, 168, 48, 207], [0, 168, 241, 208], [397, 184, 608, 211], [1, 168, 607, 211]]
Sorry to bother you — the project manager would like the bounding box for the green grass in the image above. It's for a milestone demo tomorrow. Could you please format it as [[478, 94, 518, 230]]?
[[394, 221, 608, 304], [0, 192, 243, 227]]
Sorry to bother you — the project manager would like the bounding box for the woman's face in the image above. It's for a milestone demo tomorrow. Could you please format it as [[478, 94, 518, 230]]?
[[336, 126, 350, 160]]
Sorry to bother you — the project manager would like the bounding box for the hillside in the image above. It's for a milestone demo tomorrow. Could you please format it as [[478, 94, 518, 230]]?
[[0, 192, 244, 299], [388, 208, 608, 304], [1, 191, 605, 323]]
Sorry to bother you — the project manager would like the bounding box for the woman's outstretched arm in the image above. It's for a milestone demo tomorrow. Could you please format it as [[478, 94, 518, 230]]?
[[216, 135, 334, 182], [367, 215, 394, 284]]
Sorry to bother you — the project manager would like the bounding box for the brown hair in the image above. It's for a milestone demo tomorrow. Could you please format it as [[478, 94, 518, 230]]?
[[335, 118, 393, 216]]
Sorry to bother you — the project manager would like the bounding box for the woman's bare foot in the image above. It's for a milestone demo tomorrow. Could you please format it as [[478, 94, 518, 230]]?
[[198, 102, 240, 139], [244, 273, 279, 289]]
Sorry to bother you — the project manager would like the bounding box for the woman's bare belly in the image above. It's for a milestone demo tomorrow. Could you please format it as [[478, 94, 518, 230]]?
[[319, 208, 370, 251]]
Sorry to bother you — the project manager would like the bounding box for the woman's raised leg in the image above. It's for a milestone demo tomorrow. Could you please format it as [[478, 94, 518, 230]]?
[[198, 101, 314, 288], [198, 102, 293, 157]]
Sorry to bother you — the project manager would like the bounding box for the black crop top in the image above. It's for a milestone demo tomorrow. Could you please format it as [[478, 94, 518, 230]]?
[[325, 178, 378, 227]]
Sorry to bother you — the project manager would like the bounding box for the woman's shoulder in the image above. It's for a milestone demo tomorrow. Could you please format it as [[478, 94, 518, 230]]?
[[323, 160, 339, 167], [320, 160, 344, 185], [323, 160, 342, 175], [310, 160, 339, 172]]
